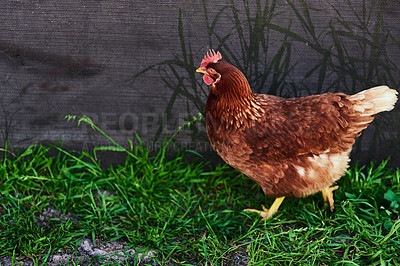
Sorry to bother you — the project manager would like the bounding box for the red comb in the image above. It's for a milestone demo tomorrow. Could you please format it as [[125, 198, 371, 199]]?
[[200, 49, 222, 68]]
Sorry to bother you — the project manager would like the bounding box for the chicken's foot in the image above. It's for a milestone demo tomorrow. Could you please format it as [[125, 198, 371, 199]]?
[[244, 196, 285, 220], [321, 186, 339, 211]]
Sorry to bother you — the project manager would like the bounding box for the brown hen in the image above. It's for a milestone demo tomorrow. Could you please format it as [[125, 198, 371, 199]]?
[[196, 49, 398, 219]]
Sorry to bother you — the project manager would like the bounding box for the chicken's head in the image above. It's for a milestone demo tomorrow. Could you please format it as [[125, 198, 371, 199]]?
[[196, 49, 222, 87]]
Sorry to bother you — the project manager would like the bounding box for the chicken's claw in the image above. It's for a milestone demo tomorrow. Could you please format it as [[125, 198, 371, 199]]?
[[321, 186, 339, 211], [244, 197, 285, 220]]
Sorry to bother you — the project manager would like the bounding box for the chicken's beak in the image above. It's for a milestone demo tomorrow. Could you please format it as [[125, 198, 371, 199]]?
[[196, 67, 206, 74]]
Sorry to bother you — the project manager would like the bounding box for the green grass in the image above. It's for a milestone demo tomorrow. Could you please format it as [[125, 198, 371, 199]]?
[[0, 116, 399, 265]]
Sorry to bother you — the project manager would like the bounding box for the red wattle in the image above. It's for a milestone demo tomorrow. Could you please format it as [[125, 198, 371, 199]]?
[[203, 75, 214, 85]]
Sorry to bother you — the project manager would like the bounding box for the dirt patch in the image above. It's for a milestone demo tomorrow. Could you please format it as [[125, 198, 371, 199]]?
[[0, 237, 156, 265], [0, 206, 157, 265]]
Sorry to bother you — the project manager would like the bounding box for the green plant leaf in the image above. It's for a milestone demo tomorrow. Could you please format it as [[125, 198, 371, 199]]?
[[93, 146, 126, 153], [384, 190, 400, 209], [384, 190, 400, 202]]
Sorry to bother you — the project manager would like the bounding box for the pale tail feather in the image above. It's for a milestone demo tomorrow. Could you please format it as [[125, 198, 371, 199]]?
[[348, 85, 398, 116]]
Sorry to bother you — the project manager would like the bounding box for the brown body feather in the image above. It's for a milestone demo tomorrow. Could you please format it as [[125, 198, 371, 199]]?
[[204, 60, 398, 198]]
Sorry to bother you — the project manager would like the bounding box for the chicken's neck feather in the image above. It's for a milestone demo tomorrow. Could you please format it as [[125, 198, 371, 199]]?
[[206, 67, 265, 130]]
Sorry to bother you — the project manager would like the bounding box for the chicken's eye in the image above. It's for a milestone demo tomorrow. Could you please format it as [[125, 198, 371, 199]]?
[[209, 68, 215, 73]]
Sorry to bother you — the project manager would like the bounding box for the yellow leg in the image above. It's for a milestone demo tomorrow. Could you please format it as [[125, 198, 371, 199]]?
[[244, 197, 285, 220], [321, 186, 339, 211]]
